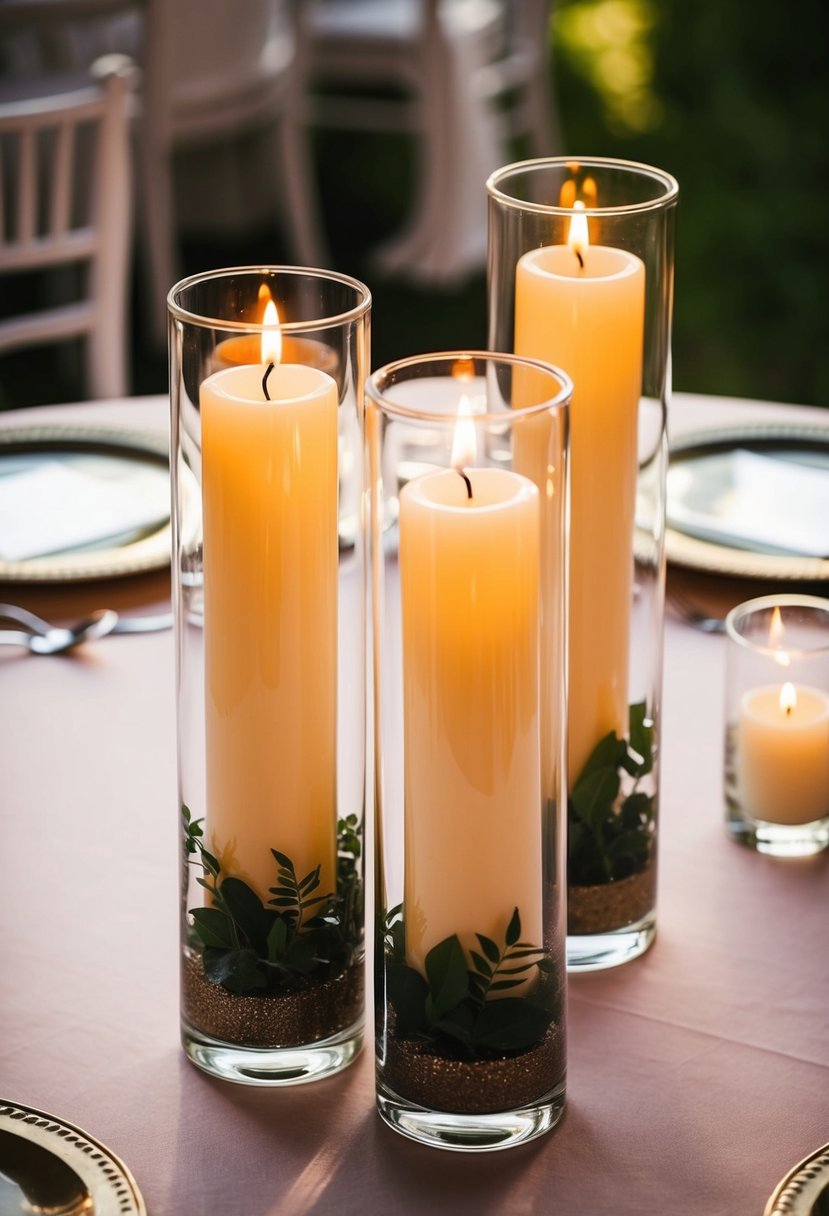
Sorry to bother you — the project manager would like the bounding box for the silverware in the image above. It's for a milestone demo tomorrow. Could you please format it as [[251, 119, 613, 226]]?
[[0, 602, 173, 655], [666, 587, 726, 634]]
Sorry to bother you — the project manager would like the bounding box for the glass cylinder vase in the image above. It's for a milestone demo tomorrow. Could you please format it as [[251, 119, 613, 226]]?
[[169, 266, 370, 1084], [367, 351, 571, 1151], [487, 157, 678, 971]]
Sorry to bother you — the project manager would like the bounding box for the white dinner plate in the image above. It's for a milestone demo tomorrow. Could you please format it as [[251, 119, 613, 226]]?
[[666, 423, 829, 581], [0, 424, 171, 583]]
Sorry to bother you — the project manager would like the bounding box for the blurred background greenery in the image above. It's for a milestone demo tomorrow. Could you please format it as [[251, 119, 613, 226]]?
[[1, 0, 826, 410]]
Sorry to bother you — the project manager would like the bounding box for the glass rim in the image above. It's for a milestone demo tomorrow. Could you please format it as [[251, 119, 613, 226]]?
[[167, 265, 372, 333], [486, 156, 679, 218], [365, 350, 573, 424], [725, 593, 829, 659]]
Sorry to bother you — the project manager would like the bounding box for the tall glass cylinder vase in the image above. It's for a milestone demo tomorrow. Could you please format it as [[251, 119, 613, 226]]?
[[488, 158, 678, 971], [169, 266, 370, 1084], [367, 352, 571, 1151]]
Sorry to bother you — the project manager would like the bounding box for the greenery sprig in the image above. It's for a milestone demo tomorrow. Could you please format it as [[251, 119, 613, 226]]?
[[383, 906, 556, 1058], [182, 806, 361, 996], [567, 700, 655, 887]]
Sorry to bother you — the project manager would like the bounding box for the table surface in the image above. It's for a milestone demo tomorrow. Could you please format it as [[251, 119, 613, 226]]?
[[1, 392, 827, 1216]]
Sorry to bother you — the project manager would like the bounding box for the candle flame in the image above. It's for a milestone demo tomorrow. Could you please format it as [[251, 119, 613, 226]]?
[[780, 681, 797, 716], [261, 299, 282, 366], [568, 200, 589, 261], [451, 356, 475, 383], [451, 394, 477, 470]]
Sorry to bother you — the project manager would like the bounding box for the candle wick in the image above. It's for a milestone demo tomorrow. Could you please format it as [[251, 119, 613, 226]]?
[[458, 469, 473, 500], [575, 249, 585, 270], [262, 361, 275, 401]]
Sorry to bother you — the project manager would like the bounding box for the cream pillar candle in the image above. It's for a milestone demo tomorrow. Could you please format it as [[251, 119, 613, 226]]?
[[514, 206, 645, 784], [399, 464, 543, 975], [738, 682, 829, 825], [200, 341, 339, 902]]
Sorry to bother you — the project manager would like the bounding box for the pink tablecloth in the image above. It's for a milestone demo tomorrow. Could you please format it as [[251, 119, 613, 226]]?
[[1, 393, 827, 1215]]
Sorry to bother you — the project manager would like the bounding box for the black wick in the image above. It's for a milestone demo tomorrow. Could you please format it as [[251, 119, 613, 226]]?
[[262, 361, 275, 401], [575, 250, 585, 270], [458, 469, 473, 499]]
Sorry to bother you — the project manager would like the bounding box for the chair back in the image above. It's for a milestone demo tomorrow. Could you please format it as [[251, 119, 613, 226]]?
[[0, 55, 136, 399]]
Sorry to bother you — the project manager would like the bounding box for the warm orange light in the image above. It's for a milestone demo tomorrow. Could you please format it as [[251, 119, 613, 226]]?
[[451, 394, 477, 470], [261, 299, 282, 366], [780, 681, 797, 717], [568, 200, 589, 261], [451, 356, 475, 383], [769, 605, 791, 667]]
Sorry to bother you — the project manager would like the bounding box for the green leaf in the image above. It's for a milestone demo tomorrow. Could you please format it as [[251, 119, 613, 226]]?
[[203, 946, 266, 993], [621, 791, 653, 828], [219, 877, 272, 949], [271, 849, 293, 870], [473, 999, 552, 1052], [470, 951, 493, 977], [200, 848, 221, 877], [190, 906, 234, 949], [386, 962, 429, 1035], [577, 731, 627, 781], [435, 1005, 475, 1049], [505, 907, 521, 947], [489, 979, 525, 992], [266, 915, 288, 962], [476, 933, 500, 964], [424, 935, 470, 1025], [571, 767, 620, 829]]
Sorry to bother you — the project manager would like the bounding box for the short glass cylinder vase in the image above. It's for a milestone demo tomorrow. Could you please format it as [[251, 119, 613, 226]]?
[[725, 594, 829, 857], [487, 157, 678, 971], [367, 351, 571, 1151], [169, 266, 370, 1085]]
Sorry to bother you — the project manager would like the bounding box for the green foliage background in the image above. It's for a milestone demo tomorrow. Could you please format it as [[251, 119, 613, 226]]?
[[2, 4, 826, 409], [551, 0, 828, 407]]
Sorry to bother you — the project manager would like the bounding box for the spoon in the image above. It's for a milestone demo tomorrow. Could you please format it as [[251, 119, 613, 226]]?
[[0, 609, 118, 654]]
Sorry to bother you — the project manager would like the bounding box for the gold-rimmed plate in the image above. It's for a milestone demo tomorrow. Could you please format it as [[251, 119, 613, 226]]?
[[764, 1141, 829, 1215], [0, 424, 170, 583], [0, 1101, 146, 1214], [666, 423, 829, 581]]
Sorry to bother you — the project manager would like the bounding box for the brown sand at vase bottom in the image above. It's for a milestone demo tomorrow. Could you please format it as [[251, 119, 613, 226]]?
[[382, 1023, 564, 1115], [182, 950, 363, 1048], [567, 862, 655, 936]]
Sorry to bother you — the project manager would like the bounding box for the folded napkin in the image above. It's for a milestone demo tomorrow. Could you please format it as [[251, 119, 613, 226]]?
[[668, 448, 829, 557], [0, 459, 169, 562]]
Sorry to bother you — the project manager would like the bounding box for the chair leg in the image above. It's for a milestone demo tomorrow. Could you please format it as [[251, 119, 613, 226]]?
[[275, 97, 328, 268], [136, 130, 177, 349]]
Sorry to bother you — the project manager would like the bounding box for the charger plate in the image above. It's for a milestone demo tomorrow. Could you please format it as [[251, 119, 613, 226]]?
[[764, 1142, 829, 1215], [0, 1101, 146, 1215], [0, 424, 170, 583], [666, 423, 829, 581]]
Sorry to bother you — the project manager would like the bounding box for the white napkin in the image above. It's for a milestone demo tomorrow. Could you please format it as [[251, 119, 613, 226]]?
[[0, 460, 169, 561], [668, 448, 829, 557]]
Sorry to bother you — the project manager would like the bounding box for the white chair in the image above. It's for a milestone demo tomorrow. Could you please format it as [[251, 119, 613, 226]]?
[[138, 0, 322, 342], [297, 0, 559, 284], [0, 55, 136, 399], [0, 0, 323, 346]]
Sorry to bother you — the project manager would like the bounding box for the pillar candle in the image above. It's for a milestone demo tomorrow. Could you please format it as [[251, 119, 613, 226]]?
[[201, 358, 339, 902], [514, 215, 645, 784], [399, 466, 543, 974], [738, 682, 829, 824]]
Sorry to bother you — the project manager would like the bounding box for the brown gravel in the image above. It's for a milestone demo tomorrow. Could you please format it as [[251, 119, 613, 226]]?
[[182, 950, 363, 1048], [567, 863, 655, 935], [382, 1022, 564, 1115]]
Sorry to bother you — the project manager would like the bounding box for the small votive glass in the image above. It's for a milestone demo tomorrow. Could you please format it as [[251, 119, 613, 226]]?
[[725, 594, 829, 857]]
